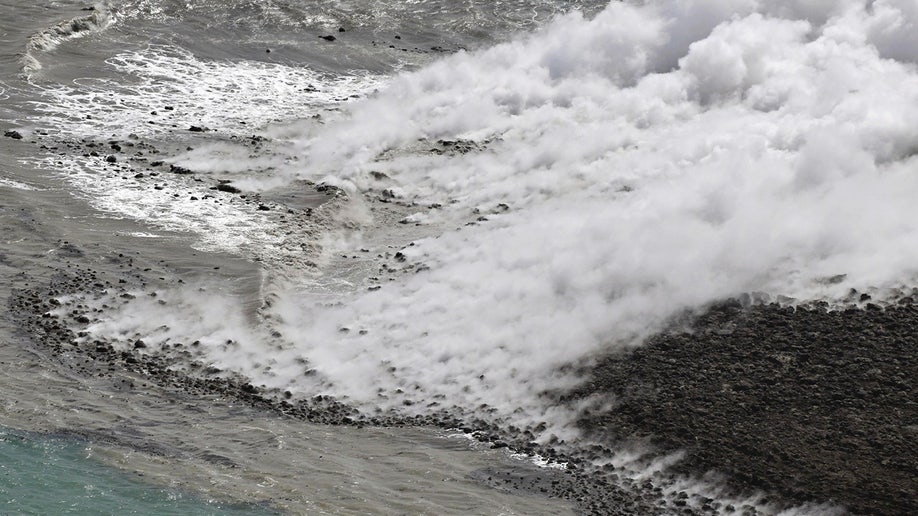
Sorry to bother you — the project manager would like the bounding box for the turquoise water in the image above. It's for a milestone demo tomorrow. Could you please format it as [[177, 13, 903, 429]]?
[[0, 428, 271, 515]]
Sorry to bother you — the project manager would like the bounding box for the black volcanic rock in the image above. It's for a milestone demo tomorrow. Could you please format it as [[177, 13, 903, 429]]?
[[215, 183, 241, 194], [570, 301, 918, 515]]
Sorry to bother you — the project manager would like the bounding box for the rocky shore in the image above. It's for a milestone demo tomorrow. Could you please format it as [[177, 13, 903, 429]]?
[[9, 269, 659, 515], [13, 252, 917, 515], [570, 300, 918, 515]]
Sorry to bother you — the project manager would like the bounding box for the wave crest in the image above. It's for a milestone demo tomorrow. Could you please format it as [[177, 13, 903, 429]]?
[[21, 3, 114, 76]]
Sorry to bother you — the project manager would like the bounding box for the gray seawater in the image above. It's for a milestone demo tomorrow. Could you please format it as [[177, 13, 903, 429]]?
[[0, 0, 604, 513], [0, 427, 267, 514]]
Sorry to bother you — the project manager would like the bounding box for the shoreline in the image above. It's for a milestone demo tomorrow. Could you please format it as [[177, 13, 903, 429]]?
[[14, 261, 916, 514], [7, 271, 652, 514]]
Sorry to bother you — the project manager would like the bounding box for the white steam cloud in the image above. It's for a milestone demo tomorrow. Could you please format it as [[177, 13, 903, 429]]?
[[84, 1, 918, 432], [258, 1, 918, 418]]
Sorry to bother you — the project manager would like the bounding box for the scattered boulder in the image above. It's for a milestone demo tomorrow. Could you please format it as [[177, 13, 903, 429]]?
[[316, 183, 345, 196], [240, 383, 258, 394], [215, 183, 241, 194], [4, 130, 23, 140]]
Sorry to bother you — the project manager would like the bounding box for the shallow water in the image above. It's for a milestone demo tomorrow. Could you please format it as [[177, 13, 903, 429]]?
[[0, 427, 268, 515]]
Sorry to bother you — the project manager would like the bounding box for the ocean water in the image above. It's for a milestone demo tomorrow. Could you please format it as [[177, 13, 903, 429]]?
[[0, 427, 267, 515], [2, 0, 917, 513]]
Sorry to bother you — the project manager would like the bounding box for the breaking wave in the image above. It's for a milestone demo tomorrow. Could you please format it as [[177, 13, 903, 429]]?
[[21, 2, 114, 76]]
